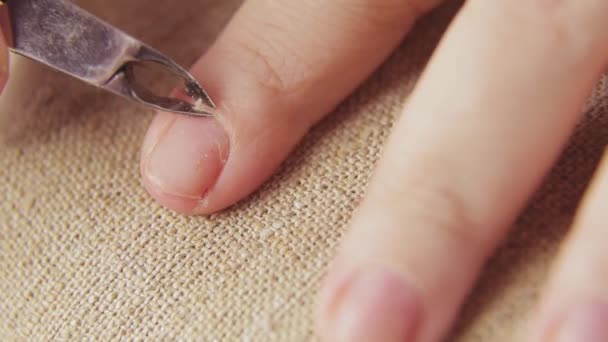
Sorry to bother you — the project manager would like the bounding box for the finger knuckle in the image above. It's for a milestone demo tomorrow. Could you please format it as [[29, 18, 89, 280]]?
[[377, 173, 487, 248], [231, 28, 312, 98]]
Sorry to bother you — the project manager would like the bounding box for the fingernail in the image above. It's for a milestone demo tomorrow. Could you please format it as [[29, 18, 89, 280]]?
[[553, 301, 608, 342], [323, 267, 420, 342], [142, 115, 229, 200]]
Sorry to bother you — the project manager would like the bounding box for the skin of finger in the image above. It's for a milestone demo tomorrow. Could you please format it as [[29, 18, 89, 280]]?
[[0, 5, 10, 92], [0, 34, 7, 92], [320, 0, 608, 341], [142, 0, 442, 214], [530, 153, 608, 340]]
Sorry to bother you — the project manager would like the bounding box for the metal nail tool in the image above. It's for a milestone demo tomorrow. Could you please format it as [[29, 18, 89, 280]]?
[[0, 0, 215, 117]]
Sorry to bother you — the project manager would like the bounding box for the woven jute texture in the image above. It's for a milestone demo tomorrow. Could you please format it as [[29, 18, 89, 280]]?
[[1, 1, 607, 341]]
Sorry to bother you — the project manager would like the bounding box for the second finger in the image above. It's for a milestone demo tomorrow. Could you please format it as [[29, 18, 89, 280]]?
[[317, 1, 608, 341]]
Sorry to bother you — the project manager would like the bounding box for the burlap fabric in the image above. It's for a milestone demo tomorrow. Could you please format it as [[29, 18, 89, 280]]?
[[1, 1, 607, 341]]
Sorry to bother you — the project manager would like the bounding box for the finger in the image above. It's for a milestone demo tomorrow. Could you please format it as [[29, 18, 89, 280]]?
[[317, 1, 608, 341], [530, 156, 608, 340], [140, 0, 442, 214], [0, 5, 11, 92]]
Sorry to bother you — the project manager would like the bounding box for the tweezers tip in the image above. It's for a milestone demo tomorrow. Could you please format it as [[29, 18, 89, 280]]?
[[120, 45, 217, 117]]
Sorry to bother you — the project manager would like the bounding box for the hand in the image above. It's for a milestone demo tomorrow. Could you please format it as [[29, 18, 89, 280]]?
[[139, 1, 608, 341]]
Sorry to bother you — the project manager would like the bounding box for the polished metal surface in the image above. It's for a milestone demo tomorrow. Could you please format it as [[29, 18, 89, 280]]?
[[5, 0, 215, 116]]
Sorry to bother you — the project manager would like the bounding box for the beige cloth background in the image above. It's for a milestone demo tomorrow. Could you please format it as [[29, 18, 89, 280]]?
[[1, 0, 607, 340]]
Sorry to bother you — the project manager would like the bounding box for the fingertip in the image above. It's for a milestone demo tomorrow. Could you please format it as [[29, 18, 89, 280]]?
[[318, 266, 421, 342], [536, 301, 608, 342], [140, 174, 199, 215]]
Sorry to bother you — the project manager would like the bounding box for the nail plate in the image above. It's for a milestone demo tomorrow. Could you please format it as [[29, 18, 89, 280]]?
[[143, 116, 229, 199], [327, 267, 420, 342], [553, 301, 608, 342]]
